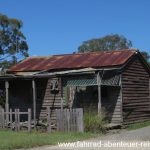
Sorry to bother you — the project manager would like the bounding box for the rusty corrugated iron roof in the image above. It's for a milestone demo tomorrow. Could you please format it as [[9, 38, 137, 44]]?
[[8, 49, 137, 72]]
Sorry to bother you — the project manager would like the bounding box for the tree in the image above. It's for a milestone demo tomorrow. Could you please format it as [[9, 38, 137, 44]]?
[[78, 34, 150, 62], [78, 34, 132, 53], [0, 14, 29, 68], [140, 51, 150, 61]]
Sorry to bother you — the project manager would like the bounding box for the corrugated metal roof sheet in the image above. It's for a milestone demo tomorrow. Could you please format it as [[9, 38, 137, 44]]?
[[8, 49, 137, 72]]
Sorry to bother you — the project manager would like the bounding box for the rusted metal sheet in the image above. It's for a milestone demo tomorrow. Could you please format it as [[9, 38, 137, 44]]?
[[8, 49, 136, 72], [14, 72, 40, 76]]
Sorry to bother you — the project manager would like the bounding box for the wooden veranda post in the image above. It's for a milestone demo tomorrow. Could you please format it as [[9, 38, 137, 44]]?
[[5, 81, 9, 123], [97, 72, 101, 115], [60, 78, 64, 110], [32, 80, 36, 128]]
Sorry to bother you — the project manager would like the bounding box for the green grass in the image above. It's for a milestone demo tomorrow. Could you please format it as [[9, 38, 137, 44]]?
[[0, 130, 97, 150], [84, 112, 107, 133], [126, 120, 150, 130]]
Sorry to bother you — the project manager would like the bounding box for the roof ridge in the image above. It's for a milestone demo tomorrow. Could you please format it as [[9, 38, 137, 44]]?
[[28, 49, 137, 58], [52, 48, 137, 56]]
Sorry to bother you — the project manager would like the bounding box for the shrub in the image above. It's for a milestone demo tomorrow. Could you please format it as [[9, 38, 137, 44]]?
[[83, 111, 107, 133]]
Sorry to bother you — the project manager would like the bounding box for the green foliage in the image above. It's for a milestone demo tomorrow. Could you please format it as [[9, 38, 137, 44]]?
[[0, 130, 97, 150], [78, 34, 132, 53], [0, 14, 29, 68], [84, 111, 107, 133], [78, 34, 150, 62], [140, 51, 150, 61]]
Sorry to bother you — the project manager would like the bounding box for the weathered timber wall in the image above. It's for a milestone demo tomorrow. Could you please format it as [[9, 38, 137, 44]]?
[[37, 78, 64, 127], [122, 56, 150, 124], [104, 86, 122, 124]]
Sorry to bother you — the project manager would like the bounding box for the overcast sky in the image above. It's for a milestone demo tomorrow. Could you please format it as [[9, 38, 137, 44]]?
[[1, 0, 150, 56]]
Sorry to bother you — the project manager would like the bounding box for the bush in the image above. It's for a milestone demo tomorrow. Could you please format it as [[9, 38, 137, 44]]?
[[84, 111, 107, 133]]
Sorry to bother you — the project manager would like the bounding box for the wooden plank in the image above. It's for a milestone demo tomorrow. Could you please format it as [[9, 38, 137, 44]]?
[[64, 109, 67, 131], [122, 88, 149, 91], [123, 77, 149, 81], [55, 108, 84, 132], [67, 109, 70, 132], [58, 109, 61, 131], [17, 109, 20, 131], [74, 109, 77, 131], [122, 82, 149, 86], [78, 108, 84, 132], [15, 109, 18, 131], [123, 113, 150, 118], [72, 109, 75, 131], [124, 87, 149, 94], [60, 98, 63, 110], [28, 108, 31, 132], [124, 70, 148, 74], [123, 102, 150, 106], [57, 109, 60, 131], [10, 109, 13, 130], [57, 109, 61, 131], [125, 66, 149, 72], [47, 107, 51, 132], [70, 109, 73, 131], [124, 117, 150, 122], [55, 109, 59, 131], [122, 94, 149, 97]]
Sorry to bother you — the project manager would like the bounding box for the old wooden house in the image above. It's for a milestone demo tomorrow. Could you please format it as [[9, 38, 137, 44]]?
[[0, 49, 150, 125]]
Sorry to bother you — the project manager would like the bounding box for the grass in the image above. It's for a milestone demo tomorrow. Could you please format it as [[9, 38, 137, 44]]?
[[0, 130, 97, 150], [126, 120, 150, 130], [84, 110, 107, 133]]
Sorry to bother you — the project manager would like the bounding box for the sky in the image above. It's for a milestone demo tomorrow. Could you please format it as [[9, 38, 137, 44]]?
[[0, 0, 150, 56]]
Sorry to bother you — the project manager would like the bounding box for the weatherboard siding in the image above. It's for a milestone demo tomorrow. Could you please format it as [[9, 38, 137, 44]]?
[[36, 78, 64, 128], [122, 56, 150, 124], [107, 87, 122, 124]]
